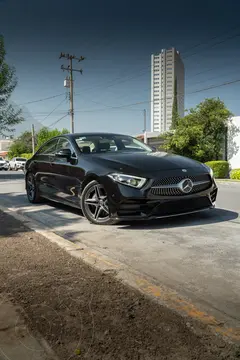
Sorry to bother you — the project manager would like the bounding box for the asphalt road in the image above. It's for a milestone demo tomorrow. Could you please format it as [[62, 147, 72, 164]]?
[[0, 171, 240, 330]]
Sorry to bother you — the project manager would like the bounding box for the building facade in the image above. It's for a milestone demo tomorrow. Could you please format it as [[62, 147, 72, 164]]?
[[227, 116, 240, 169], [0, 139, 13, 158], [151, 48, 185, 133]]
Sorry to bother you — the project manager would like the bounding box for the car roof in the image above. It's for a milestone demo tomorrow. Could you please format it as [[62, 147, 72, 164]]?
[[65, 132, 132, 138]]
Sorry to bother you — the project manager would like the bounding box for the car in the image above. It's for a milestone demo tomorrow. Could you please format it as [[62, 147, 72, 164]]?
[[24, 132, 218, 225], [9, 157, 27, 171], [0, 157, 9, 171]]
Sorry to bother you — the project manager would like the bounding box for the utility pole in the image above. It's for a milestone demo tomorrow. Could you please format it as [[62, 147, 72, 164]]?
[[31, 124, 35, 155], [59, 53, 85, 133]]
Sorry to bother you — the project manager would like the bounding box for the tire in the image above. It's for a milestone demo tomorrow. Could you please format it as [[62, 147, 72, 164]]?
[[80, 180, 118, 225], [26, 172, 42, 203]]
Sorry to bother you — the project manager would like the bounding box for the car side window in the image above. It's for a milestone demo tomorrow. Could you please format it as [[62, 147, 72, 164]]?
[[55, 138, 76, 158], [37, 138, 59, 155]]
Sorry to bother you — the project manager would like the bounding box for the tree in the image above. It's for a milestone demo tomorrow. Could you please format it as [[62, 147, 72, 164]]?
[[36, 127, 69, 149], [8, 131, 33, 158], [164, 98, 236, 163], [8, 127, 69, 158], [171, 77, 179, 129], [0, 35, 23, 136]]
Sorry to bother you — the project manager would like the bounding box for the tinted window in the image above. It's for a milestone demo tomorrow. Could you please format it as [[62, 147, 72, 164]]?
[[56, 138, 76, 157], [37, 138, 59, 155], [74, 134, 152, 153], [16, 158, 26, 161]]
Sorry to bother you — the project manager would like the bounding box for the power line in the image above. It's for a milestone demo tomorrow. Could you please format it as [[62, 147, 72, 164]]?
[[48, 113, 69, 128], [17, 93, 66, 106], [189, 78, 240, 94], [72, 78, 240, 113], [41, 96, 68, 123], [14, 27, 240, 110], [73, 27, 240, 100], [181, 25, 240, 56], [182, 32, 240, 60]]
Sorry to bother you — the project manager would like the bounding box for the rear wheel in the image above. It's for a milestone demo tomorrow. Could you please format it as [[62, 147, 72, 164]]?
[[26, 172, 41, 203], [81, 180, 118, 225]]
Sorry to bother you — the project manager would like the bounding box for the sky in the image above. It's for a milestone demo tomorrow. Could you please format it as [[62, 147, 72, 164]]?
[[1, 0, 240, 136]]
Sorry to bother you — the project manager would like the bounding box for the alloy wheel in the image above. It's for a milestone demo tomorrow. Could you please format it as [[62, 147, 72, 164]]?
[[84, 184, 110, 223], [27, 174, 36, 201]]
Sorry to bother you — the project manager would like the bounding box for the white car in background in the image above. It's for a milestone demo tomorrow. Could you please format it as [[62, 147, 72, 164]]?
[[9, 157, 27, 171], [0, 157, 9, 171]]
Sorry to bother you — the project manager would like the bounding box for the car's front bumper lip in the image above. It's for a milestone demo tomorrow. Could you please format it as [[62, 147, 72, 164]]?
[[111, 204, 215, 221]]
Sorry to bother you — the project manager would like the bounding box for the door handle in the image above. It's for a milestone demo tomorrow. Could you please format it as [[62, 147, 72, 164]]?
[[49, 156, 55, 165]]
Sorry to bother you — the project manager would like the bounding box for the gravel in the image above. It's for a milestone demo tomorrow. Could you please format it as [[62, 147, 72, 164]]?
[[0, 210, 238, 360]]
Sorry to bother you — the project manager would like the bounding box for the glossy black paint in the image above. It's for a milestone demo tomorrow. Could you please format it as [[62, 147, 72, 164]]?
[[25, 133, 218, 221]]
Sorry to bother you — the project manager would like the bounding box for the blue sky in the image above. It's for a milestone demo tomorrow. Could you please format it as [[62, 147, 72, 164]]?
[[1, 0, 240, 135]]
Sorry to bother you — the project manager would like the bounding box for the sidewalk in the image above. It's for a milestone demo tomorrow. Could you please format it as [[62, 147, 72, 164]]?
[[0, 298, 57, 360]]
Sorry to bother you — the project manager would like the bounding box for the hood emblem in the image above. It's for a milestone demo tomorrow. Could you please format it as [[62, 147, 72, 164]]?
[[182, 169, 187, 172], [179, 178, 193, 194]]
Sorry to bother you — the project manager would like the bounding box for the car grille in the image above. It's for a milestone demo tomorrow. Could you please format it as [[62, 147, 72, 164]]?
[[150, 174, 211, 196]]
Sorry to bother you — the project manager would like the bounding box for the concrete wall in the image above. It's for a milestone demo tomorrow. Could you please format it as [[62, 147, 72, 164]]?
[[228, 116, 240, 169]]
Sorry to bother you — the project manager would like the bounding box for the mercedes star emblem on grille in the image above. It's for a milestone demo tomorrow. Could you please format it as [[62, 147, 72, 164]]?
[[179, 178, 193, 193]]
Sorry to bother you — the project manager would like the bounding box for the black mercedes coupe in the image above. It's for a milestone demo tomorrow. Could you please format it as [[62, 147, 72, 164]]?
[[25, 132, 218, 225]]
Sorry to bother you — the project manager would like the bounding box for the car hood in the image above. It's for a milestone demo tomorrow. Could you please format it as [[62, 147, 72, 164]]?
[[90, 151, 205, 173], [0, 160, 6, 164]]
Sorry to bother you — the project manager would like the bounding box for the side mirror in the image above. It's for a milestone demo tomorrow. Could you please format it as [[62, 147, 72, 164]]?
[[55, 148, 72, 161]]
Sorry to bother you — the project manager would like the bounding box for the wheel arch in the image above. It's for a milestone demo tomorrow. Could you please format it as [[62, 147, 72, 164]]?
[[81, 173, 100, 191]]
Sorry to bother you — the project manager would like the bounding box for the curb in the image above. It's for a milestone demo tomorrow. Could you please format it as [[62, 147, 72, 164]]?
[[216, 179, 240, 183], [1, 204, 240, 344]]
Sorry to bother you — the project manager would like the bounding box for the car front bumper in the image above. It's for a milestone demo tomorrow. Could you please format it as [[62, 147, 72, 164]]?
[[102, 174, 218, 221]]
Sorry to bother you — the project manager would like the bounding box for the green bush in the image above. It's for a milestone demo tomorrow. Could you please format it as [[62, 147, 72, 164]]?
[[20, 153, 33, 160], [230, 169, 240, 180], [205, 160, 229, 179]]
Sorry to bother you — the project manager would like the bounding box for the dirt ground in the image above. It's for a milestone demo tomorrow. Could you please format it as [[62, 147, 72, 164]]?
[[0, 210, 239, 360]]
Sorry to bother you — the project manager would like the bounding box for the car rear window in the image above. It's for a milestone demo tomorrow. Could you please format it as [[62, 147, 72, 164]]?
[[16, 158, 26, 161]]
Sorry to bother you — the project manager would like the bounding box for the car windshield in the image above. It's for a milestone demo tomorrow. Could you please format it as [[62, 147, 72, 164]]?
[[74, 134, 153, 154], [0, 157, 4, 161], [16, 158, 26, 162]]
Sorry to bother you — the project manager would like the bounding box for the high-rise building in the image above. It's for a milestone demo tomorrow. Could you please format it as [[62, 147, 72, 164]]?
[[151, 48, 185, 133]]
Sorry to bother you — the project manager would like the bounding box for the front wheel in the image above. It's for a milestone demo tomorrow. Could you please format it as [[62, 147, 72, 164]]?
[[26, 172, 41, 203], [81, 180, 118, 225]]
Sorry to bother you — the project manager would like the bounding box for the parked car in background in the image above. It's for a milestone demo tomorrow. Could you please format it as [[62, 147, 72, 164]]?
[[0, 157, 9, 171], [9, 157, 27, 171], [24, 132, 218, 225]]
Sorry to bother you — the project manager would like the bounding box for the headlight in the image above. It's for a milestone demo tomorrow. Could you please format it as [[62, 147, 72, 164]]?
[[209, 167, 214, 178], [203, 164, 214, 178], [108, 173, 147, 189]]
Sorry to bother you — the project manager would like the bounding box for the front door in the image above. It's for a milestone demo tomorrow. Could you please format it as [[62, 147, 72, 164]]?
[[33, 138, 59, 198], [51, 137, 81, 206]]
